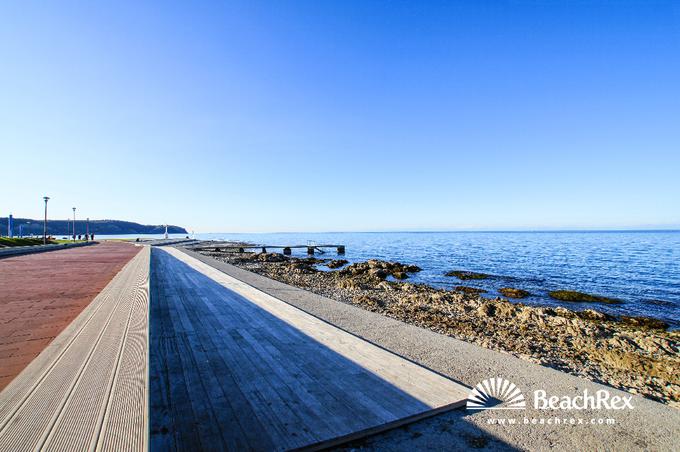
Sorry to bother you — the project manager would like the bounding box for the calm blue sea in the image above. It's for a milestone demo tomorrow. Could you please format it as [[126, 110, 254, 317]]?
[[104, 231, 680, 326]]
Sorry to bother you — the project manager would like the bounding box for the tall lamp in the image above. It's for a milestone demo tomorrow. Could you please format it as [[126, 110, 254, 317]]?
[[72, 207, 77, 241], [43, 197, 50, 244]]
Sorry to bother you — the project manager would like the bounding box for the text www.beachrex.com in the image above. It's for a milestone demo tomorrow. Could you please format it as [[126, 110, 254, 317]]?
[[487, 417, 617, 426]]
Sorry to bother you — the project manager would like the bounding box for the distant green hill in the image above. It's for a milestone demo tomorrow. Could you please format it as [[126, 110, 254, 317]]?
[[1, 218, 188, 236]]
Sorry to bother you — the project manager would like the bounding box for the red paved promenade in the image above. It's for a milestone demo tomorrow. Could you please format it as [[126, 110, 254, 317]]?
[[0, 242, 141, 390]]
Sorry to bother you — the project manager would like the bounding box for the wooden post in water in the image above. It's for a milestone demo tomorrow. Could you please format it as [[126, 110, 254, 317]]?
[[283, 247, 292, 255], [261, 247, 267, 253], [307, 246, 315, 255], [238, 247, 244, 253], [337, 246, 346, 255]]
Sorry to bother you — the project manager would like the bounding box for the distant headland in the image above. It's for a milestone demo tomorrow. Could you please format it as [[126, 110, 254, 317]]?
[[1, 217, 187, 236]]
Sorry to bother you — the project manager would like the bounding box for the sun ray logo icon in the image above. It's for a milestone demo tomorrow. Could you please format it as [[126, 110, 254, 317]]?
[[467, 378, 526, 410]]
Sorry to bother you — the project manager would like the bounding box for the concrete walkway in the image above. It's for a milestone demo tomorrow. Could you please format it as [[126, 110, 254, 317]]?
[[180, 247, 680, 451]]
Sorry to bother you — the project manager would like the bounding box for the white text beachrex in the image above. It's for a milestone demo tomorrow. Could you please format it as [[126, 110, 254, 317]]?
[[534, 389, 634, 410]]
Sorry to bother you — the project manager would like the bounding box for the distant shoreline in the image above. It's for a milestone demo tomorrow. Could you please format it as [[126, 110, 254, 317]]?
[[1, 218, 187, 236]]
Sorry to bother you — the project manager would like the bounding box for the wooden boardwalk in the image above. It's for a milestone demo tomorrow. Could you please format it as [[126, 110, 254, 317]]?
[[0, 246, 150, 451], [151, 247, 467, 450]]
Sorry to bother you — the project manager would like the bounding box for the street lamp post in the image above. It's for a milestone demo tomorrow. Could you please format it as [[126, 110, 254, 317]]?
[[43, 197, 50, 244], [72, 207, 76, 241], [86, 218, 89, 240]]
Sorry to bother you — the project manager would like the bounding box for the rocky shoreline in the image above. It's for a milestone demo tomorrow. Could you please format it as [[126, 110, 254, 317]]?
[[197, 248, 680, 407]]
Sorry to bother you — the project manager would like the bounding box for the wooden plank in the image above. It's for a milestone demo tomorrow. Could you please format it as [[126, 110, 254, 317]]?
[[197, 278, 392, 431], [206, 290, 391, 429], [174, 333, 226, 450], [161, 333, 202, 448], [179, 295, 278, 451], [148, 261, 177, 452], [183, 332, 265, 451], [175, 264, 303, 450], [152, 247, 468, 450]]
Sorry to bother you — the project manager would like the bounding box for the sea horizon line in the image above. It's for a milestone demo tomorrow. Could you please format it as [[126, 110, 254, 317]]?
[[192, 228, 680, 235]]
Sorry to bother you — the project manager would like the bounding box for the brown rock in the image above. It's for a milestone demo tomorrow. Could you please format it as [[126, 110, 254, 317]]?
[[620, 316, 668, 330], [353, 294, 385, 309], [257, 253, 288, 263], [368, 268, 389, 280], [326, 259, 349, 269], [499, 287, 530, 298], [577, 309, 612, 322], [455, 286, 487, 295]]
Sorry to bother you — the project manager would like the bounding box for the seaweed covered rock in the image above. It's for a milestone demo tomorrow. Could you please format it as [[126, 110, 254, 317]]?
[[445, 270, 490, 280], [339, 260, 421, 280], [403, 264, 423, 273], [455, 286, 487, 295], [549, 290, 621, 304], [499, 287, 530, 298], [620, 316, 668, 330]]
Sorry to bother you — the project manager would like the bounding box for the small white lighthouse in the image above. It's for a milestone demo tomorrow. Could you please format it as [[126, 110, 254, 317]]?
[[164, 224, 168, 239]]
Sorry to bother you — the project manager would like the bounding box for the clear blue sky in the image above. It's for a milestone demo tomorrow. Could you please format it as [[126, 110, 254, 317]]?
[[2, 1, 679, 232]]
